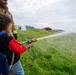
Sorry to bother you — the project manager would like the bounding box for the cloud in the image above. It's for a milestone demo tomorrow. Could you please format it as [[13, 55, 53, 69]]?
[[8, 0, 76, 31]]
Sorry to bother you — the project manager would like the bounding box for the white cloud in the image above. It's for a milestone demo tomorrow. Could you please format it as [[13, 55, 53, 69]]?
[[7, 0, 76, 31]]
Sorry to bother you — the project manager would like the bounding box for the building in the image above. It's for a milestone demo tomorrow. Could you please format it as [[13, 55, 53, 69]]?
[[26, 26, 34, 29]]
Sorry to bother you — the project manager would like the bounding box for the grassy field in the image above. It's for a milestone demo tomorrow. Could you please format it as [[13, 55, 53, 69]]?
[[18, 29, 76, 75], [17, 29, 58, 41]]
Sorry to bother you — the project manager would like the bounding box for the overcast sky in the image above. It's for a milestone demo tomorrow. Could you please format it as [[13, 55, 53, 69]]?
[[8, 0, 76, 31]]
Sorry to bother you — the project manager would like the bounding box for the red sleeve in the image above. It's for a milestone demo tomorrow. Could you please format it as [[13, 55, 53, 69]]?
[[9, 38, 27, 55]]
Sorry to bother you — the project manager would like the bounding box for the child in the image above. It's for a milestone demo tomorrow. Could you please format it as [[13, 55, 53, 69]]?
[[0, 14, 32, 75], [12, 25, 18, 40]]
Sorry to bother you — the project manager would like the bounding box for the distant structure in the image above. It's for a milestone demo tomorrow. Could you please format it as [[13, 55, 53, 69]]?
[[16, 25, 21, 30], [17, 25, 26, 30], [21, 26, 26, 30], [17, 25, 34, 30], [53, 29, 64, 32], [43, 27, 52, 30], [26, 26, 34, 29]]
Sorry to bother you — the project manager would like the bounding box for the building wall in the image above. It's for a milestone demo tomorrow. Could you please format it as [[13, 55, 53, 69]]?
[[26, 26, 34, 29]]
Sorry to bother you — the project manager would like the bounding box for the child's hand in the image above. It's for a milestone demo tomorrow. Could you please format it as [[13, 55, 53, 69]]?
[[18, 42, 25, 45], [26, 44, 32, 49]]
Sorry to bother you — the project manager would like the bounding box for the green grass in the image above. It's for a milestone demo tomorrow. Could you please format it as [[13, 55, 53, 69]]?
[[17, 29, 57, 41], [18, 29, 76, 75]]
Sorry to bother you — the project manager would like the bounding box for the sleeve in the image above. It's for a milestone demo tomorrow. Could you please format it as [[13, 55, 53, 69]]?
[[9, 38, 27, 55]]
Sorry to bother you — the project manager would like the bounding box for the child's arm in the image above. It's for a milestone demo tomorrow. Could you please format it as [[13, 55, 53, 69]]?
[[8, 38, 32, 55]]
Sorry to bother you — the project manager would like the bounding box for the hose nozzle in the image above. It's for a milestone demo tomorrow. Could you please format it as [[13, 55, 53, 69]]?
[[26, 38, 37, 44]]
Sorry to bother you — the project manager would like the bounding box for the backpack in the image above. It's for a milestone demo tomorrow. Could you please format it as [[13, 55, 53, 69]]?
[[0, 32, 14, 75], [0, 32, 9, 75], [0, 52, 9, 75]]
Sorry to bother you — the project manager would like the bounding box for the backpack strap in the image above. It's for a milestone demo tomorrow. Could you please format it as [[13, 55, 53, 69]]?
[[9, 52, 14, 70]]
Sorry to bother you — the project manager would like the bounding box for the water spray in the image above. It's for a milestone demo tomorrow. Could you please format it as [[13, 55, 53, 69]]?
[[23, 31, 71, 44], [37, 31, 70, 41]]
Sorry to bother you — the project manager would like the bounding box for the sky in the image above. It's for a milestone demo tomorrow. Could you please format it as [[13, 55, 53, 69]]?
[[8, 0, 76, 31]]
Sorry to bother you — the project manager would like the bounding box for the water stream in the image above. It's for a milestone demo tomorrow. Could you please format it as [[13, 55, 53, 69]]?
[[37, 31, 72, 41]]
